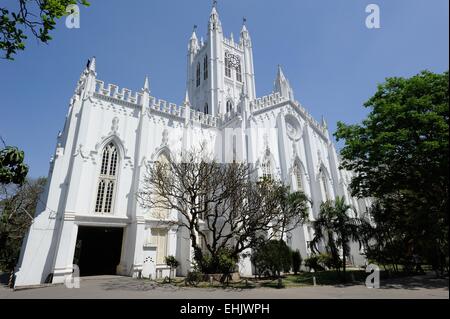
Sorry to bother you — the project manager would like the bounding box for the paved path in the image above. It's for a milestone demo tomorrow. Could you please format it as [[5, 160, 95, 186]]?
[[1, 274, 448, 299]]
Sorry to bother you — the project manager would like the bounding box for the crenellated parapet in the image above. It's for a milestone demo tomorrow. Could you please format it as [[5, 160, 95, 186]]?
[[94, 80, 142, 105], [249, 92, 329, 138], [93, 79, 219, 128], [250, 92, 286, 111]]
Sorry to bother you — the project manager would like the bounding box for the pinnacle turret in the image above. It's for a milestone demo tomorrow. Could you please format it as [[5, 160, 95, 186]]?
[[274, 65, 295, 101], [209, 2, 222, 32], [183, 90, 191, 107], [87, 56, 96, 72], [143, 76, 150, 93]]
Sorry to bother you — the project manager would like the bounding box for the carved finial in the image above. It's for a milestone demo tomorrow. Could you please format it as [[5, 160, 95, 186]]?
[[321, 115, 328, 129], [243, 17, 247, 25], [213, 0, 217, 8], [183, 90, 191, 107]]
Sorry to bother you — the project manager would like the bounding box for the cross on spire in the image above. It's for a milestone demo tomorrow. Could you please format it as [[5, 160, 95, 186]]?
[[243, 17, 247, 25], [213, 0, 217, 7]]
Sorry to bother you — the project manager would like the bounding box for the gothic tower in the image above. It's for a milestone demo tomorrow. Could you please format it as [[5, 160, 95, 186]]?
[[187, 3, 256, 116]]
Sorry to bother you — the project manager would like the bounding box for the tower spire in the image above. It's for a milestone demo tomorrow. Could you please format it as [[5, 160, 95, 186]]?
[[209, 0, 222, 31]]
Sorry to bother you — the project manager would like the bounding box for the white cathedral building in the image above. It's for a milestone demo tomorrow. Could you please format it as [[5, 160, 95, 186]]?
[[15, 5, 369, 287]]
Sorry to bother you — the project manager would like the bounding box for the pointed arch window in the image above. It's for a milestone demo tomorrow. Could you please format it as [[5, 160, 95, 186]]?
[[226, 100, 233, 113], [204, 103, 209, 115], [294, 163, 303, 192], [261, 153, 273, 179], [203, 55, 208, 80], [95, 143, 118, 214], [196, 62, 201, 87], [319, 168, 331, 201], [225, 56, 231, 78], [153, 153, 171, 220]]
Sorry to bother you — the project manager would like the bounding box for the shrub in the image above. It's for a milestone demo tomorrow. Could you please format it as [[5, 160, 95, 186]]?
[[304, 255, 325, 272], [252, 240, 292, 278], [164, 256, 179, 269], [304, 253, 343, 271], [196, 247, 238, 275], [318, 252, 342, 270], [292, 250, 302, 274], [186, 270, 202, 286]]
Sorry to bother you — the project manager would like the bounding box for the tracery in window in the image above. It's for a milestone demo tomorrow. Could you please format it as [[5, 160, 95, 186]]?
[[95, 142, 118, 214]]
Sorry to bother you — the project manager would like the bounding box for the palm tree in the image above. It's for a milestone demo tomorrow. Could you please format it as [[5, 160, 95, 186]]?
[[310, 196, 361, 282]]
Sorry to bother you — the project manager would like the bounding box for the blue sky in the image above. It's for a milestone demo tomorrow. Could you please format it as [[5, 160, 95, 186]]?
[[0, 0, 448, 178]]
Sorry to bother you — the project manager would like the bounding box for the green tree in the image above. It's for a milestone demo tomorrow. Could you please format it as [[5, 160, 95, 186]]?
[[139, 147, 309, 279], [164, 255, 179, 283], [252, 240, 292, 283], [291, 249, 302, 275], [335, 70, 449, 275], [304, 255, 325, 272], [310, 197, 361, 282], [1, 0, 90, 60], [0, 177, 46, 286], [0, 146, 28, 185]]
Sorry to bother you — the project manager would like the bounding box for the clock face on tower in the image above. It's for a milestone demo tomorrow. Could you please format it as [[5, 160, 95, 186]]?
[[225, 51, 240, 68]]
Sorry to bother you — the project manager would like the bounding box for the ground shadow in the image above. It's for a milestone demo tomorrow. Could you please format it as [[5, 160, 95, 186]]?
[[379, 273, 449, 291]]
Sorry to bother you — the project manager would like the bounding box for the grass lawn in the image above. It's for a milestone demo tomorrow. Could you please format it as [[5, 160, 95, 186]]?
[[145, 266, 437, 290], [148, 270, 371, 289]]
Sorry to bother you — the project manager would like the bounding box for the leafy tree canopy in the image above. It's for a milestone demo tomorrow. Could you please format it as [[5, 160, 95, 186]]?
[[335, 70, 449, 274], [0, 146, 28, 185], [335, 70, 448, 200], [1, 0, 90, 60], [252, 240, 292, 278]]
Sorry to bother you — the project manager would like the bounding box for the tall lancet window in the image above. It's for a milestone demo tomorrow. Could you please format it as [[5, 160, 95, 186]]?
[[204, 103, 209, 115], [261, 153, 273, 179], [236, 61, 242, 82], [226, 100, 233, 113], [196, 62, 201, 87], [203, 55, 208, 80], [294, 164, 303, 192], [95, 142, 118, 214], [225, 56, 231, 78], [320, 168, 331, 201], [153, 153, 170, 220]]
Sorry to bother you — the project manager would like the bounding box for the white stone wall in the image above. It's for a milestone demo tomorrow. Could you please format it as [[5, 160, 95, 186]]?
[[14, 7, 369, 287]]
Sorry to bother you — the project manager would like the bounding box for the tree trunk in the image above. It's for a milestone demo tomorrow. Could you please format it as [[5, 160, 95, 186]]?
[[8, 270, 14, 288], [343, 254, 346, 283]]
